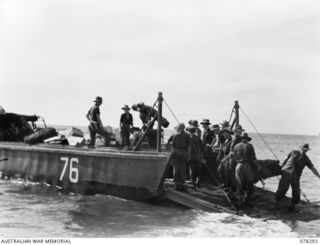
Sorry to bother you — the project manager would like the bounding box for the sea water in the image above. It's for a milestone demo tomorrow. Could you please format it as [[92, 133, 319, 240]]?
[[0, 133, 319, 237]]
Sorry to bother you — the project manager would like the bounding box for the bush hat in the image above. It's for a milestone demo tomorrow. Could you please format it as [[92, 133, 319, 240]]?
[[176, 123, 185, 131], [211, 124, 220, 131], [241, 133, 252, 141], [200, 119, 211, 125], [191, 120, 199, 127], [122, 105, 131, 110], [93, 96, 103, 102], [301, 143, 311, 151], [137, 102, 145, 108], [220, 120, 229, 127]]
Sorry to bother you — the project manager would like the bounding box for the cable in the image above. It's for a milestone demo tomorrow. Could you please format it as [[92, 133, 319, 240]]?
[[240, 107, 280, 162], [163, 99, 180, 125]]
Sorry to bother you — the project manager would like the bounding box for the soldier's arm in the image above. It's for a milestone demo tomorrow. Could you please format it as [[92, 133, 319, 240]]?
[[167, 135, 174, 144], [249, 144, 257, 162], [86, 111, 91, 121], [305, 156, 320, 179], [311, 166, 320, 180], [230, 140, 235, 152], [209, 135, 216, 148], [97, 114, 103, 128], [130, 114, 133, 127]]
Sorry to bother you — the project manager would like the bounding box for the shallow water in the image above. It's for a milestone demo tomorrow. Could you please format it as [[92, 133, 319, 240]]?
[[0, 133, 319, 237]]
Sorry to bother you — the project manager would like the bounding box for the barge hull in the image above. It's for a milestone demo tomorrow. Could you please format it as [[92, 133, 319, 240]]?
[[0, 143, 171, 201]]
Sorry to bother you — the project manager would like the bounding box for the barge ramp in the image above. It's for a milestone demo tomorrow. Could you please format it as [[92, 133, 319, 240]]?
[[162, 180, 320, 222]]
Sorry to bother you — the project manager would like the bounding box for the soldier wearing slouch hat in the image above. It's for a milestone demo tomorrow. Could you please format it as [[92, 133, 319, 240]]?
[[275, 144, 320, 210]]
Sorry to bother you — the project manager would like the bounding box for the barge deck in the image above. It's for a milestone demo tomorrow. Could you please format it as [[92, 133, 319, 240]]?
[[162, 180, 320, 222]]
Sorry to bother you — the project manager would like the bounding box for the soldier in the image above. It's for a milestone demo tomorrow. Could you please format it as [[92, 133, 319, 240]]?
[[188, 126, 205, 189], [274, 144, 320, 210], [191, 120, 202, 137], [217, 127, 234, 190], [220, 120, 230, 130], [132, 102, 169, 129], [86, 96, 110, 148], [216, 127, 234, 165], [136, 102, 157, 127], [120, 105, 133, 147], [210, 124, 222, 169], [231, 125, 245, 152], [234, 133, 257, 207], [219, 120, 230, 144], [209, 124, 221, 150], [221, 127, 234, 159], [200, 119, 219, 183], [200, 119, 214, 146], [171, 123, 191, 191], [186, 119, 193, 134], [219, 125, 245, 191]]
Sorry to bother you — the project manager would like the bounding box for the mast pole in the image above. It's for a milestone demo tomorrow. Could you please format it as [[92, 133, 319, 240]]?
[[230, 100, 240, 129], [234, 100, 239, 126], [157, 92, 163, 152]]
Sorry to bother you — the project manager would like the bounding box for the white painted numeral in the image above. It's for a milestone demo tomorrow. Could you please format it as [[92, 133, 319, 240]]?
[[59, 157, 79, 183], [69, 158, 79, 183], [59, 157, 69, 181]]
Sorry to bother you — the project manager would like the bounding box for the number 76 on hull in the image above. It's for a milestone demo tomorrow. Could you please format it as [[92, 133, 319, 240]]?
[[59, 157, 79, 183]]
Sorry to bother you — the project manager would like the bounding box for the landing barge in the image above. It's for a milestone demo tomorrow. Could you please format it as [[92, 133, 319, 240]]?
[[0, 92, 319, 223], [0, 92, 171, 201]]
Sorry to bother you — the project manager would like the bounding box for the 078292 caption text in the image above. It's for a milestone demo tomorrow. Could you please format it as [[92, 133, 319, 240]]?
[[300, 239, 319, 244]]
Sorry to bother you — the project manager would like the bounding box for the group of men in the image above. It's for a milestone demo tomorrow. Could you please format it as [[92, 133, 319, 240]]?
[[169, 119, 320, 209], [86, 96, 165, 148], [86, 96, 137, 148], [168, 119, 253, 194], [86, 96, 320, 209]]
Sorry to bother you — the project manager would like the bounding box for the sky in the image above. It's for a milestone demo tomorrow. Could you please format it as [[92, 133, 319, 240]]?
[[0, 0, 320, 135]]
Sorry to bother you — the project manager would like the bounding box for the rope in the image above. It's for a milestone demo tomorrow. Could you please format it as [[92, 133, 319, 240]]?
[[240, 107, 310, 203], [163, 99, 180, 124], [240, 107, 280, 162]]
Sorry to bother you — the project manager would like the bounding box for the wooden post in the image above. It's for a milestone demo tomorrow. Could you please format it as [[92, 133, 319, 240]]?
[[157, 92, 163, 152], [234, 100, 239, 126], [230, 101, 240, 129]]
